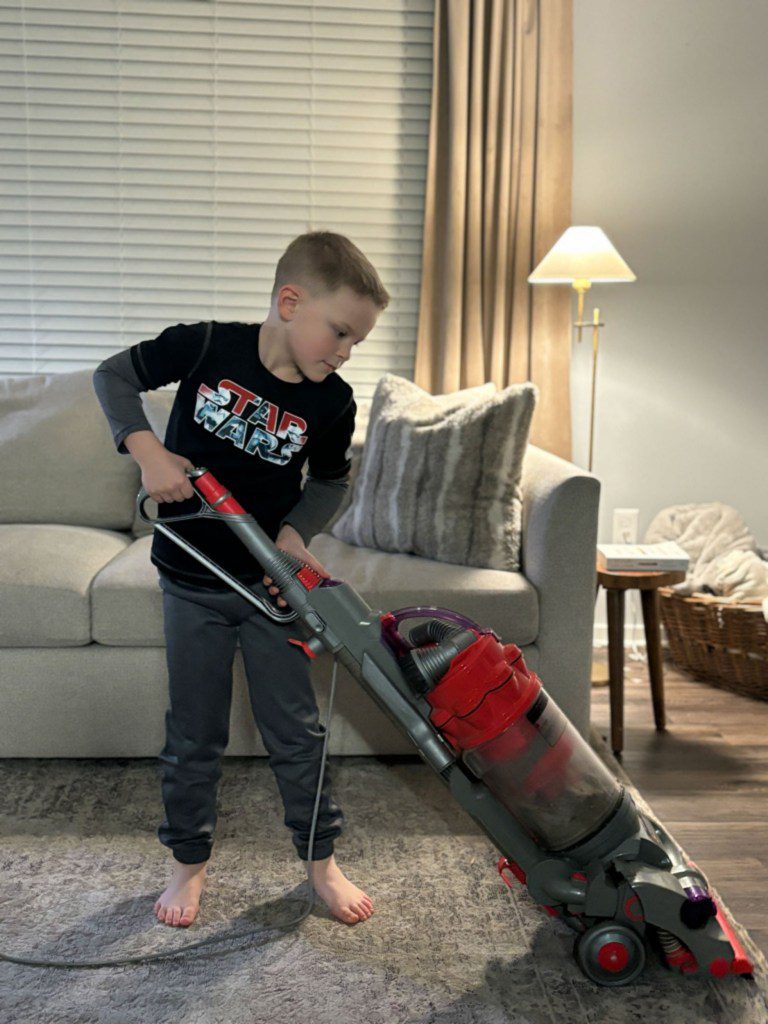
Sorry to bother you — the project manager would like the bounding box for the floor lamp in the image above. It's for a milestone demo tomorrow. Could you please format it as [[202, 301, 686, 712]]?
[[528, 225, 636, 682]]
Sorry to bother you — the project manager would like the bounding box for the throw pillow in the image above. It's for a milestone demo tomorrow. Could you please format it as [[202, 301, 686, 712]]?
[[331, 373, 537, 570], [325, 373, 496, 534], [0, 368, 141, 530]]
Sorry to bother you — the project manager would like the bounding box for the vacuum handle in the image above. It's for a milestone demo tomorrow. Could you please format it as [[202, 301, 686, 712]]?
[[183, 467, 311, 579], [136, 467, 246, 516], [136, 466, 304, 624]]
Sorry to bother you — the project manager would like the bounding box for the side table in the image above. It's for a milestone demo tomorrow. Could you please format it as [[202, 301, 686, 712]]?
[[596, 565, 687, 758]]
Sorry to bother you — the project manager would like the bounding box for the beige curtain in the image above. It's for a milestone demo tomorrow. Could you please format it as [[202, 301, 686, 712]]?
[[415, 0, 573, 460]]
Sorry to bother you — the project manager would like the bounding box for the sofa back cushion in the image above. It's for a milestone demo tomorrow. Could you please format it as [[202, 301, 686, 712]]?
[[331, 373, 537, 571], [0, 369, 141, 530]]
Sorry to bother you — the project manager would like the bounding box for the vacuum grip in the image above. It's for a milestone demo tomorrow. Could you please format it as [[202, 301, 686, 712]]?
[[188, 468, 246, 515]]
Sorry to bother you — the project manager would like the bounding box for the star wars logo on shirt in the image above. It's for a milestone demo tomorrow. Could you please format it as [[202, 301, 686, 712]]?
[[195, 378, 308, 465]]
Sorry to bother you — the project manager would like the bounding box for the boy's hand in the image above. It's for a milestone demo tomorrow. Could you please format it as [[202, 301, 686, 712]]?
[[263, 523, 331, 607], [141, 451, 196, 503]]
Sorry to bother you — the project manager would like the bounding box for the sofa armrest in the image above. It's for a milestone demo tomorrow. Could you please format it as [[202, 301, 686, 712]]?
[[520, 444, 601, 738]]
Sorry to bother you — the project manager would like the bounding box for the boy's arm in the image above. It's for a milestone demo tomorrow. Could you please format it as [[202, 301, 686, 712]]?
[[92, 321, 209, 457], [278, 392, 357, 545], [92, 348, 155, 454], [278, 476, 350, 546]]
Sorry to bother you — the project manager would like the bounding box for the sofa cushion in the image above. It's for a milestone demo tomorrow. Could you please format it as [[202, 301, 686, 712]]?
[[90, 529, 539, 648], [310, 533, 539, 646], [0, 369, 141, 530], [0, 524, 131, 646], [332, 372, 537, 572], [91, 536, 165, 645], [91, 536, 262, 647]]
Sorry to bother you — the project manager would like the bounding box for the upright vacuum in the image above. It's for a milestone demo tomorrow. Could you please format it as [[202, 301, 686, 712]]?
[[138, 466, 754, 988]]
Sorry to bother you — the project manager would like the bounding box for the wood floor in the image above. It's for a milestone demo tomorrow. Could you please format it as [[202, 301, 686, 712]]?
[[589, 645, 768, 961]]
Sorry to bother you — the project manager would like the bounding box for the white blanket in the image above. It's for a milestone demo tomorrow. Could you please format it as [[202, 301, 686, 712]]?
[[644, 503, 768, 619]]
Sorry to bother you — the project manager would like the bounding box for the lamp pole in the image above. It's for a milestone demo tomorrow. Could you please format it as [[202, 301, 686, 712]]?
[[572, 280, 604, 473]]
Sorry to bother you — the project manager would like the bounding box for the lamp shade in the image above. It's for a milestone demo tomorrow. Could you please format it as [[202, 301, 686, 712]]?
[[528, 226, 636, 283]]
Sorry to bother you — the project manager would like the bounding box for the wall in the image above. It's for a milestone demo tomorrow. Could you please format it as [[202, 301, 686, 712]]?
[[572, 0, 768, 640]]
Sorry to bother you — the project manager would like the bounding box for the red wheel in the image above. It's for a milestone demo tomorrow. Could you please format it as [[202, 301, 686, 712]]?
[[574, 921, 646, 986]]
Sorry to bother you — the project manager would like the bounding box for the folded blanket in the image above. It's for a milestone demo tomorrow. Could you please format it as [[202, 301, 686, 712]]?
[[644, 503, 768, 619], [687, 548, 768, 603]]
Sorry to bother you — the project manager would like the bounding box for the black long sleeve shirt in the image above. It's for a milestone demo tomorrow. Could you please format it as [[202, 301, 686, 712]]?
[[93, 319, 355, 588]]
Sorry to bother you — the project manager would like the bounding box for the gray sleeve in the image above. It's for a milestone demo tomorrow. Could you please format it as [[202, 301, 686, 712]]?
[[278, 476, 350, 547], [92, 349, 154, 454]]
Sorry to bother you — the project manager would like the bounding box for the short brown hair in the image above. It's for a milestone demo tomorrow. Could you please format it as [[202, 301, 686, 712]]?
[[271, 230, 390, 310]]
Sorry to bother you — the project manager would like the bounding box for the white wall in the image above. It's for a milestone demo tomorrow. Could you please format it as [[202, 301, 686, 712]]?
[[572, 0, 768, 639]]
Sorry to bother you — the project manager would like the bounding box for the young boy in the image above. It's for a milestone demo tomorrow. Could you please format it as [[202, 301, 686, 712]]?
[[93, 231, 388, 928]]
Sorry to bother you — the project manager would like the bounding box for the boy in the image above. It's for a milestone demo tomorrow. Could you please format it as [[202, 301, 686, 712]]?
[[93, 231, 388, 928]]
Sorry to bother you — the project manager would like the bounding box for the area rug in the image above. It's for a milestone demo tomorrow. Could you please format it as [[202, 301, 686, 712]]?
[[1, 726, 766, 1024]]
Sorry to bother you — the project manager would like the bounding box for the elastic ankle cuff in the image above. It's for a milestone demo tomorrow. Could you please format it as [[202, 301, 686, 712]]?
[[173, 851, 210, 865], [298, 845, 334, 862]]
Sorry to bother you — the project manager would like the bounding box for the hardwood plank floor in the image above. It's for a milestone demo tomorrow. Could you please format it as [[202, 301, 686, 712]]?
[[590, 645, 768, 961]]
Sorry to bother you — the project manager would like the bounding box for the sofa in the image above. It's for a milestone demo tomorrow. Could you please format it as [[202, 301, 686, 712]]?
[[0, 368, 601, 757]]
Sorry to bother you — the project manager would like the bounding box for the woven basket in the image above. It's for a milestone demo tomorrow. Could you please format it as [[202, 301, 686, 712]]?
[[657, 587, 768, 700]]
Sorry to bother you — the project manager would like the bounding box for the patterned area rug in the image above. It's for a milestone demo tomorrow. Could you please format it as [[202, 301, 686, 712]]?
[[1, 727, 766, 1024]]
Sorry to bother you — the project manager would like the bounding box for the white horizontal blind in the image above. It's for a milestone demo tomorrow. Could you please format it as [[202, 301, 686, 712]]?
[[0, 0, 434, 433]]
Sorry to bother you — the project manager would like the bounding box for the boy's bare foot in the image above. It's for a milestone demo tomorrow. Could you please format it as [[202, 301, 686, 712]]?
[[154, 859, 207, 927], [307, 853, 374, 925]]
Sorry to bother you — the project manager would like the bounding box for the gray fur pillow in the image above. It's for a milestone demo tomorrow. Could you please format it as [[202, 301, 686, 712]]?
[[331, 373, 537, 570]]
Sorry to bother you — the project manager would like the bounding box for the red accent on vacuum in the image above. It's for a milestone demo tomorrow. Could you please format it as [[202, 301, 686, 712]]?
[[713, 903, 754, 975], [297, 566, 323, 589], [194, 471, 246, 514], [598, 941, 630, 973], [425, 637, 540, 751], [623, 894, 644, 922], [287, 638, 318, 659], [497, 856, 526, 886]]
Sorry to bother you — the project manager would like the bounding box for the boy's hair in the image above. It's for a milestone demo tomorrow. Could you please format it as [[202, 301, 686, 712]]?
[[271, 231, 390, 310]]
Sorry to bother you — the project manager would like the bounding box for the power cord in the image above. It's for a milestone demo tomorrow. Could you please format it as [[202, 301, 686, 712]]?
[[0, 656, 339, 969]]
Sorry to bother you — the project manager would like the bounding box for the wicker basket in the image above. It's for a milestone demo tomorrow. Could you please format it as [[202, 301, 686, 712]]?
[[657, 587, 768, 700]]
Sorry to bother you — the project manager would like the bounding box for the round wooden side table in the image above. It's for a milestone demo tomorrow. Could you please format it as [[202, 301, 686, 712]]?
[[596, 566, 687, 758]]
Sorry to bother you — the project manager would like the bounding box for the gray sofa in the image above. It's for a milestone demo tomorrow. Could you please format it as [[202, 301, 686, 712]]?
[[0, 368, 600, 757]]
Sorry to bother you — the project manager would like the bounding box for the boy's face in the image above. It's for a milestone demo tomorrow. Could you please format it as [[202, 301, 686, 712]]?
[[277, 283, 381, 381]]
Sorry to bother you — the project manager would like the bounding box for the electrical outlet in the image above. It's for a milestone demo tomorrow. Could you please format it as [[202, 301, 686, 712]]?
[[612, 508, 639, 544]]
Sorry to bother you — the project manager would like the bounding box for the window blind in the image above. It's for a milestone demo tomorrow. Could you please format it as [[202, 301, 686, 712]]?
[[0, 0, 434, 434]]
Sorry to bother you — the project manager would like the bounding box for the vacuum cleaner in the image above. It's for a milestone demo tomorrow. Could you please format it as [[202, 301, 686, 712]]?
[[2, 467, 755, 986]]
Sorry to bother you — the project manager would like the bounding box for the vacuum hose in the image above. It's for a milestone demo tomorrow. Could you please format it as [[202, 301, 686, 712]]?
[[398, 621, 478, 697]]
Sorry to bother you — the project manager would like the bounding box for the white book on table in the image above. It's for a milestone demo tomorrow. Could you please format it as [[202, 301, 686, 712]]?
[[597, 541, 690, 572]]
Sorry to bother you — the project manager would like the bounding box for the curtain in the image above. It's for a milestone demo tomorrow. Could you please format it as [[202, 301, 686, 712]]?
[[415, 0, 573, 459]]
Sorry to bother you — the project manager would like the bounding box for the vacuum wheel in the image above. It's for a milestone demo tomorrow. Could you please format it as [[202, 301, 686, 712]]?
[[574, 921, 647, 987]]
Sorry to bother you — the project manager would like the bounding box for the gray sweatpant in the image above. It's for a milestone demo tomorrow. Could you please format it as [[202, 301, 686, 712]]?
[[156, 571, 344, 865]]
